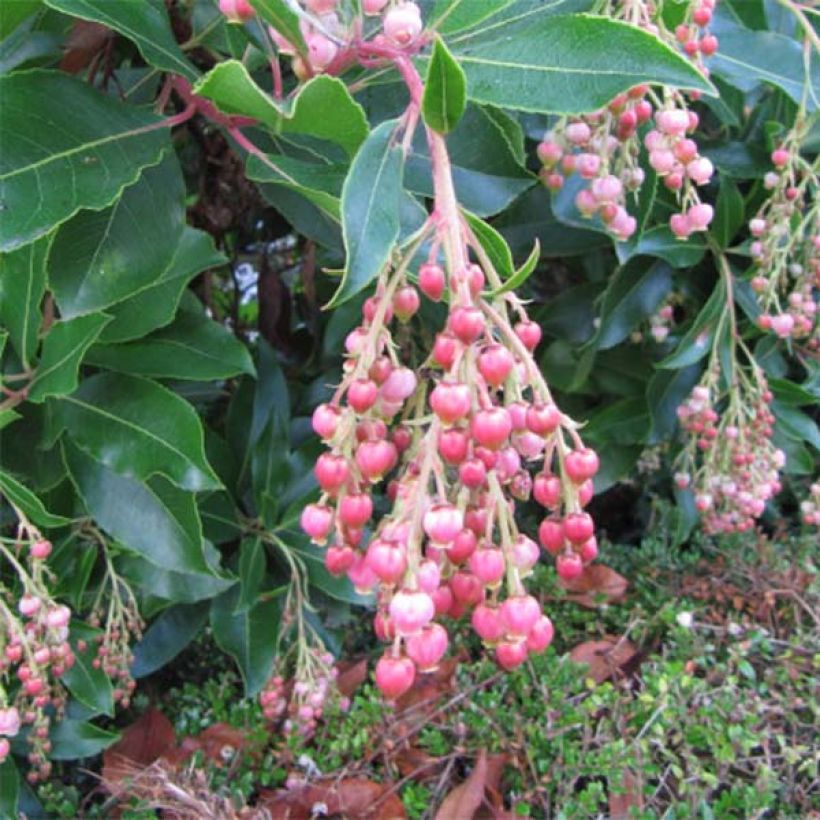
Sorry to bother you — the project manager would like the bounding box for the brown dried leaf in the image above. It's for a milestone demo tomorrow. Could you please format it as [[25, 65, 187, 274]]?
[[60, 20, 113, 73], [569, 636, 638, 684], [257, 778, 406, 819], [560, 564, 628, 608], [102, 709, 176, 791], [608, 769, 644, 818], [336, 658, 369, 698], [392, 745, 444, 781], [435, 750, 488, 820], [396, 655, 460, 715]]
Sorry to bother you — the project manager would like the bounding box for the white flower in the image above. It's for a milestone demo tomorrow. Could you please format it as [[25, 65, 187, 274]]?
[[676, 611, 694, 629]]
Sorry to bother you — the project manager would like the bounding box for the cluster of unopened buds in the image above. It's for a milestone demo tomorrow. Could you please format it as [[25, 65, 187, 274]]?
[[645, 302, 675, 343], [0, 531, 73, 781], [748, 138, 819, 346], [798, 482, 820, 527], [538, 95, 714, 241], [218, 0, 426, 79], [674, 373, 785, 534], [302, 222, 601, 698], [259, 647, 347, 738]]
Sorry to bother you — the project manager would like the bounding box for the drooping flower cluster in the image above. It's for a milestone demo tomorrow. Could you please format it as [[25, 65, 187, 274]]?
[[0, 525, 72, 779], [302, 212, 600, 698], [748, 129, 819, 347], [674, 372, 785, 534], [219, 0, 427, 81], [259, 646, 346, 738]]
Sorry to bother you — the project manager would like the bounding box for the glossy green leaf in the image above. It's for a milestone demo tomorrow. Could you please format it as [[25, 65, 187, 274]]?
[[43, 0, 198, 80], [131, 601, 210, 678], [406, 105, 533, 218], [211, 584, 281, 697], [463, 210, 514, 278], [0, 232, 52, 368], [236, 537, 266, 612], [0, 70, 169, 252], [329, 119, 404, 308], [59, 373, 220, 492], [593, 259, 673, 351], [619, 226, 707, 268], [0, 758, 20, 819], [0, 409, 21, 431], [195, 66, 367, 157], [707, 28, 819, 110], [423, 36, 467, 134], [248, 0, 307, 58], [712, 179, 745, 249], [245, 153, 343, 219], [0, 471, 71, 527], [432, 0, 517, 34], [768, 377, 818, 406], [49, 718, 119, 761], [659, 278, 726, 369], [0, 0, 41, 37], [49, 153, 185, 317], [61, 624, 114, 717], [27, 314, 111, 403], [647, 363, 702, 443], [119, 552, 235, 604], [584, 396, 649, 445], [772, 402, 820, 450], [86, 311, 255, 381], [63, 440, 214, 575], [448, 13, 713, 114], [490, 240, 540, 296], [98, 228, 226, 344]]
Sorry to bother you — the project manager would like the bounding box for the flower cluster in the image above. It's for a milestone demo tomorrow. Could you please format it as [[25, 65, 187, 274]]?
[[748, 129, 819, 347], [302, 201, 600, 698], [219, 0, 427, 80], [799, 482, 820, 527], [674, 372, 785, 534], [259, 647, 346, 738], [0, 525, 73, 781]]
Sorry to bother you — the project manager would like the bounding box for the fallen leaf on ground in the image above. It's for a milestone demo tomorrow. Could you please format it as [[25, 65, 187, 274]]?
[[560, 564, 628, 608], [102, 709, 176, 790], [257, 777, 406, 819], [435, 750, 488, 820], [336, 658, 369, 698], [608, 769, 644, 818], [569, 636, 638, 684]]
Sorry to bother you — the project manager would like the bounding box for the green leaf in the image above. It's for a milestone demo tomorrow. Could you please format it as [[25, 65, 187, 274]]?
[[463, 210, 514, 278], [619, 225, 707, 268], [447, 13, 714, 115], [49, 152, 185, 317], [98, 228, 226, 344], [119, 552, 235, 604], [61, 624, 114, 717], [406, 104, 533, 218], [27, 314, 111, 403], [647, 363, 702, 443], [236, 537, 266, 612], [432, 0, 517, 35], [43, 0, 198, 80], [245, 153, 343, 219], [772, 402, 820, 450], [0, 758, 20, 819], [0, 409, 21, 431], [329, 119, 405, 308], [59, 373, 220, 492], [0, 0, 41, 37], [0, 471, 71, 527], [593, 259, 673, 351], [584, 396, 649, 445], [490, 239, 540, 296], [708, 28, 820, 110], [195, 66, 367, 157], [86, 311, 255, 381], [63, 439, 214, 575], [712, 179, 745, 249], [49, 718, 119, 761], [211, 584, 281, 697], [0, 69, 169, 252], [659, 278, 726, 369], [768, 377, 818, 406], [131, 601, 210, 678], [248, 0, 307, 59], [423, 36, 467, 134], [0, 232, 52, 368]]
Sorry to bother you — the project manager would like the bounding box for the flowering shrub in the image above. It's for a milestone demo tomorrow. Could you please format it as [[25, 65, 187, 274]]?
[[0, 0, 817, 801]]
